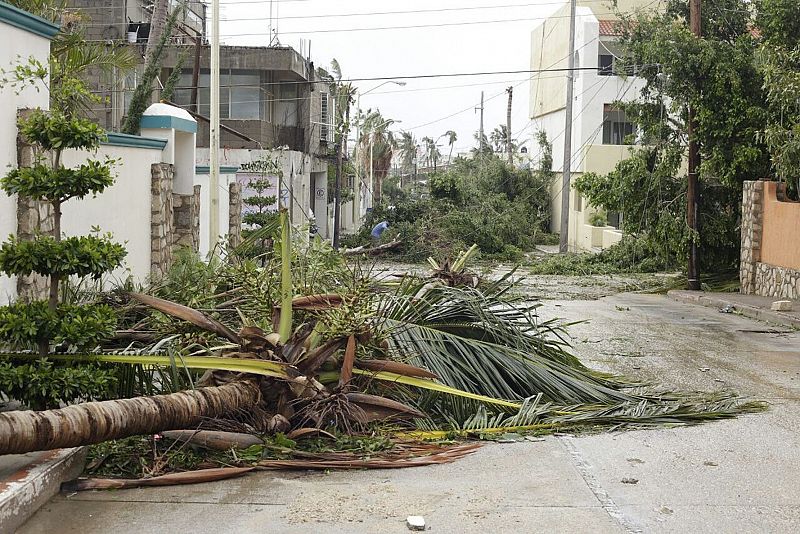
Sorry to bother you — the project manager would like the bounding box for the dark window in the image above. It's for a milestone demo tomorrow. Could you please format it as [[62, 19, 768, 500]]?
[[602, 108, 637, 145], [598, 54, 614, 76]]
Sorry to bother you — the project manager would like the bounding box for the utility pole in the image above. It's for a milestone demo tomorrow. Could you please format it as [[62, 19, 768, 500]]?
[[209, 0, 220, 252], [333, 141, 342, 250], [559, 0, 577, 254], [476, 91, 485, 156], [687, 0, 702, 290], [506, 86, 514, 165]]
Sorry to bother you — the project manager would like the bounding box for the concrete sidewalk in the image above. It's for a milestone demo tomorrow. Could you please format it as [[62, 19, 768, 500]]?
[[0, 448, 85, 532], [18, 292, 800, 533], [668, 290, 800, 329]]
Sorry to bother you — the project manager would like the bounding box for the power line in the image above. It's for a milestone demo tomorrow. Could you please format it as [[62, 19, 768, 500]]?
[[164, 66, 622, 91], [215, 12, 622, 37], [215, 1, 611, 22]]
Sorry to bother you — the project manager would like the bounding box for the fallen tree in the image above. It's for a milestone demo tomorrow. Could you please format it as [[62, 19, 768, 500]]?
[[0, 381, 259, 454], [0, 214, 766, 460]]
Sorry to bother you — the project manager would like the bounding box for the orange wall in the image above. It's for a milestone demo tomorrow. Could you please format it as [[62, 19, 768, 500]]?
[[760, 181, 800, 271]]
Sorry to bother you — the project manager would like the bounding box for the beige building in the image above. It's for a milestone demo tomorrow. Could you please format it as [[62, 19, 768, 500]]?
[[529, 0, 655, 251]]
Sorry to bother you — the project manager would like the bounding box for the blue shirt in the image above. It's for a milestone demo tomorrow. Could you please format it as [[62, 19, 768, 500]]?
[[371, 221, 389, 238]]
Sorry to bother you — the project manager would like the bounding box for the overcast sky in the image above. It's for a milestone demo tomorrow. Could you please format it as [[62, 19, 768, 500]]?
[[217, 0, 574, 154]]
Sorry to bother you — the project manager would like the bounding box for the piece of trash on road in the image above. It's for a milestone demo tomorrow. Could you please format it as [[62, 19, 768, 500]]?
[[621, 477, 639, 484], [719, 305, 734, 313], [699, 367, 711, 372], [407, 516, 426, 531], [703, 461, 718, 467]]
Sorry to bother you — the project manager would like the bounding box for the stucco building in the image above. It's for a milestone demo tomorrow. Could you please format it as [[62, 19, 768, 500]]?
[[529, 0, 654, 251]]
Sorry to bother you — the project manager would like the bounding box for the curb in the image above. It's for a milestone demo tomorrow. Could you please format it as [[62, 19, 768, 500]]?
[[0, 447, 86, 532], [667, 290, 800, 329]]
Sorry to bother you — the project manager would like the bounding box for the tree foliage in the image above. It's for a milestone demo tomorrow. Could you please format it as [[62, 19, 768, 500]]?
[[346, 133, 554, 260], [575, 0, 800, 271], [121, 5, 183, 134]]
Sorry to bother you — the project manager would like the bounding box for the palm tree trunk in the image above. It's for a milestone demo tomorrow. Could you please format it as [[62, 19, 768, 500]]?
[[0, 381, 260, 455], [145, 0, 170, 62]]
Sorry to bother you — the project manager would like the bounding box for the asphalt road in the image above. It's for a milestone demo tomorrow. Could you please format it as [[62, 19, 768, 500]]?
[[19, 291, 800, 533]]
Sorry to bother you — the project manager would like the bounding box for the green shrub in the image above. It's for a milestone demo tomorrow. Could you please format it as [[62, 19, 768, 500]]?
[[0, 359, 118, 410]]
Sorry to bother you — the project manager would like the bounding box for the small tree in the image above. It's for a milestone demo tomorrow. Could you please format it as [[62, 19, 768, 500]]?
[[0, 110, 127, 358], [239, 157, 281, 260]]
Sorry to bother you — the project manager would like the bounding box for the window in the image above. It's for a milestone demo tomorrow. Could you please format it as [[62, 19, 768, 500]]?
[[276, 82, 298, 126], [602, 107, 637, 145], [172, 69, 263, 120], [598, 54, 614, 76], [597, 41, 639, 77]]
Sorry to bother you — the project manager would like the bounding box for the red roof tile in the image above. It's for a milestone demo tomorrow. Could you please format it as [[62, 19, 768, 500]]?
[[598, 19, 621, 36]]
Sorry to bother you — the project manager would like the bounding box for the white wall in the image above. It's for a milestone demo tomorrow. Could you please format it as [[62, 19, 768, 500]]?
[[195, 172, 236, 259], [196, 147, 328, 230], [60, 144, 162, 286], [0, 21, 53, 304]]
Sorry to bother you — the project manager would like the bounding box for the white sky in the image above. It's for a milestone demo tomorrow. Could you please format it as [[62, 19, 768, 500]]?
[[218, 0, 574, 154]]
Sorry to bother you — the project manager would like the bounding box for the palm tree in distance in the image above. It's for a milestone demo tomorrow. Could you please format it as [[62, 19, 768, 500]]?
[[358, 109, 397, 203], [490, 124, 517, 155], [444, 130, 458, 166], [398, 131, 417, 174]]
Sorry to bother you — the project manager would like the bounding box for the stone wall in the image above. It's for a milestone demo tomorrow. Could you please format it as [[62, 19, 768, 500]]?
[[740, 180, 763, 295], [151, 163, 174, 279], [754, 262, 800, 300], [228, 182, 243, 248], [740, 180, 800, 300], [172, 185, 200, 253]]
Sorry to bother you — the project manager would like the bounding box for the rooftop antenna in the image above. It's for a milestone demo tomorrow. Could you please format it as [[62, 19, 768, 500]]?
[[270, 0, 281, 46], [268, 0, 273, 44]]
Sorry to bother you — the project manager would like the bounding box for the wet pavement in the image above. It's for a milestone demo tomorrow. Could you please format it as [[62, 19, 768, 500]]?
[[18, 275, 800, 533]]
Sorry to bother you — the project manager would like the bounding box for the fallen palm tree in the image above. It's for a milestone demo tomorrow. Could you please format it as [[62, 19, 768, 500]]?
[[0, 213, 765, 460]]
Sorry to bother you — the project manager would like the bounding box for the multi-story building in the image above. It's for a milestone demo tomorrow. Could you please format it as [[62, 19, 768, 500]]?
[[70, 0, 336, 234], [529, 0, 653, 251]]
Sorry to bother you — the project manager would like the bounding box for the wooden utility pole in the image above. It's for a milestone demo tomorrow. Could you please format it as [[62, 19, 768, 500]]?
[[477, 91, 485, 155], [506, 87, 514, 165], [687, 0, 701, 289], [559, 0, 577, 253]]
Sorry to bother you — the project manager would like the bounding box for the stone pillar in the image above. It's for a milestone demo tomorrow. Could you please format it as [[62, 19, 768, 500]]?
[[172, 185, 200, 254], [228, 182, 243, 248], [151, 163, 174, 279], [739, 180, 764, 295]]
